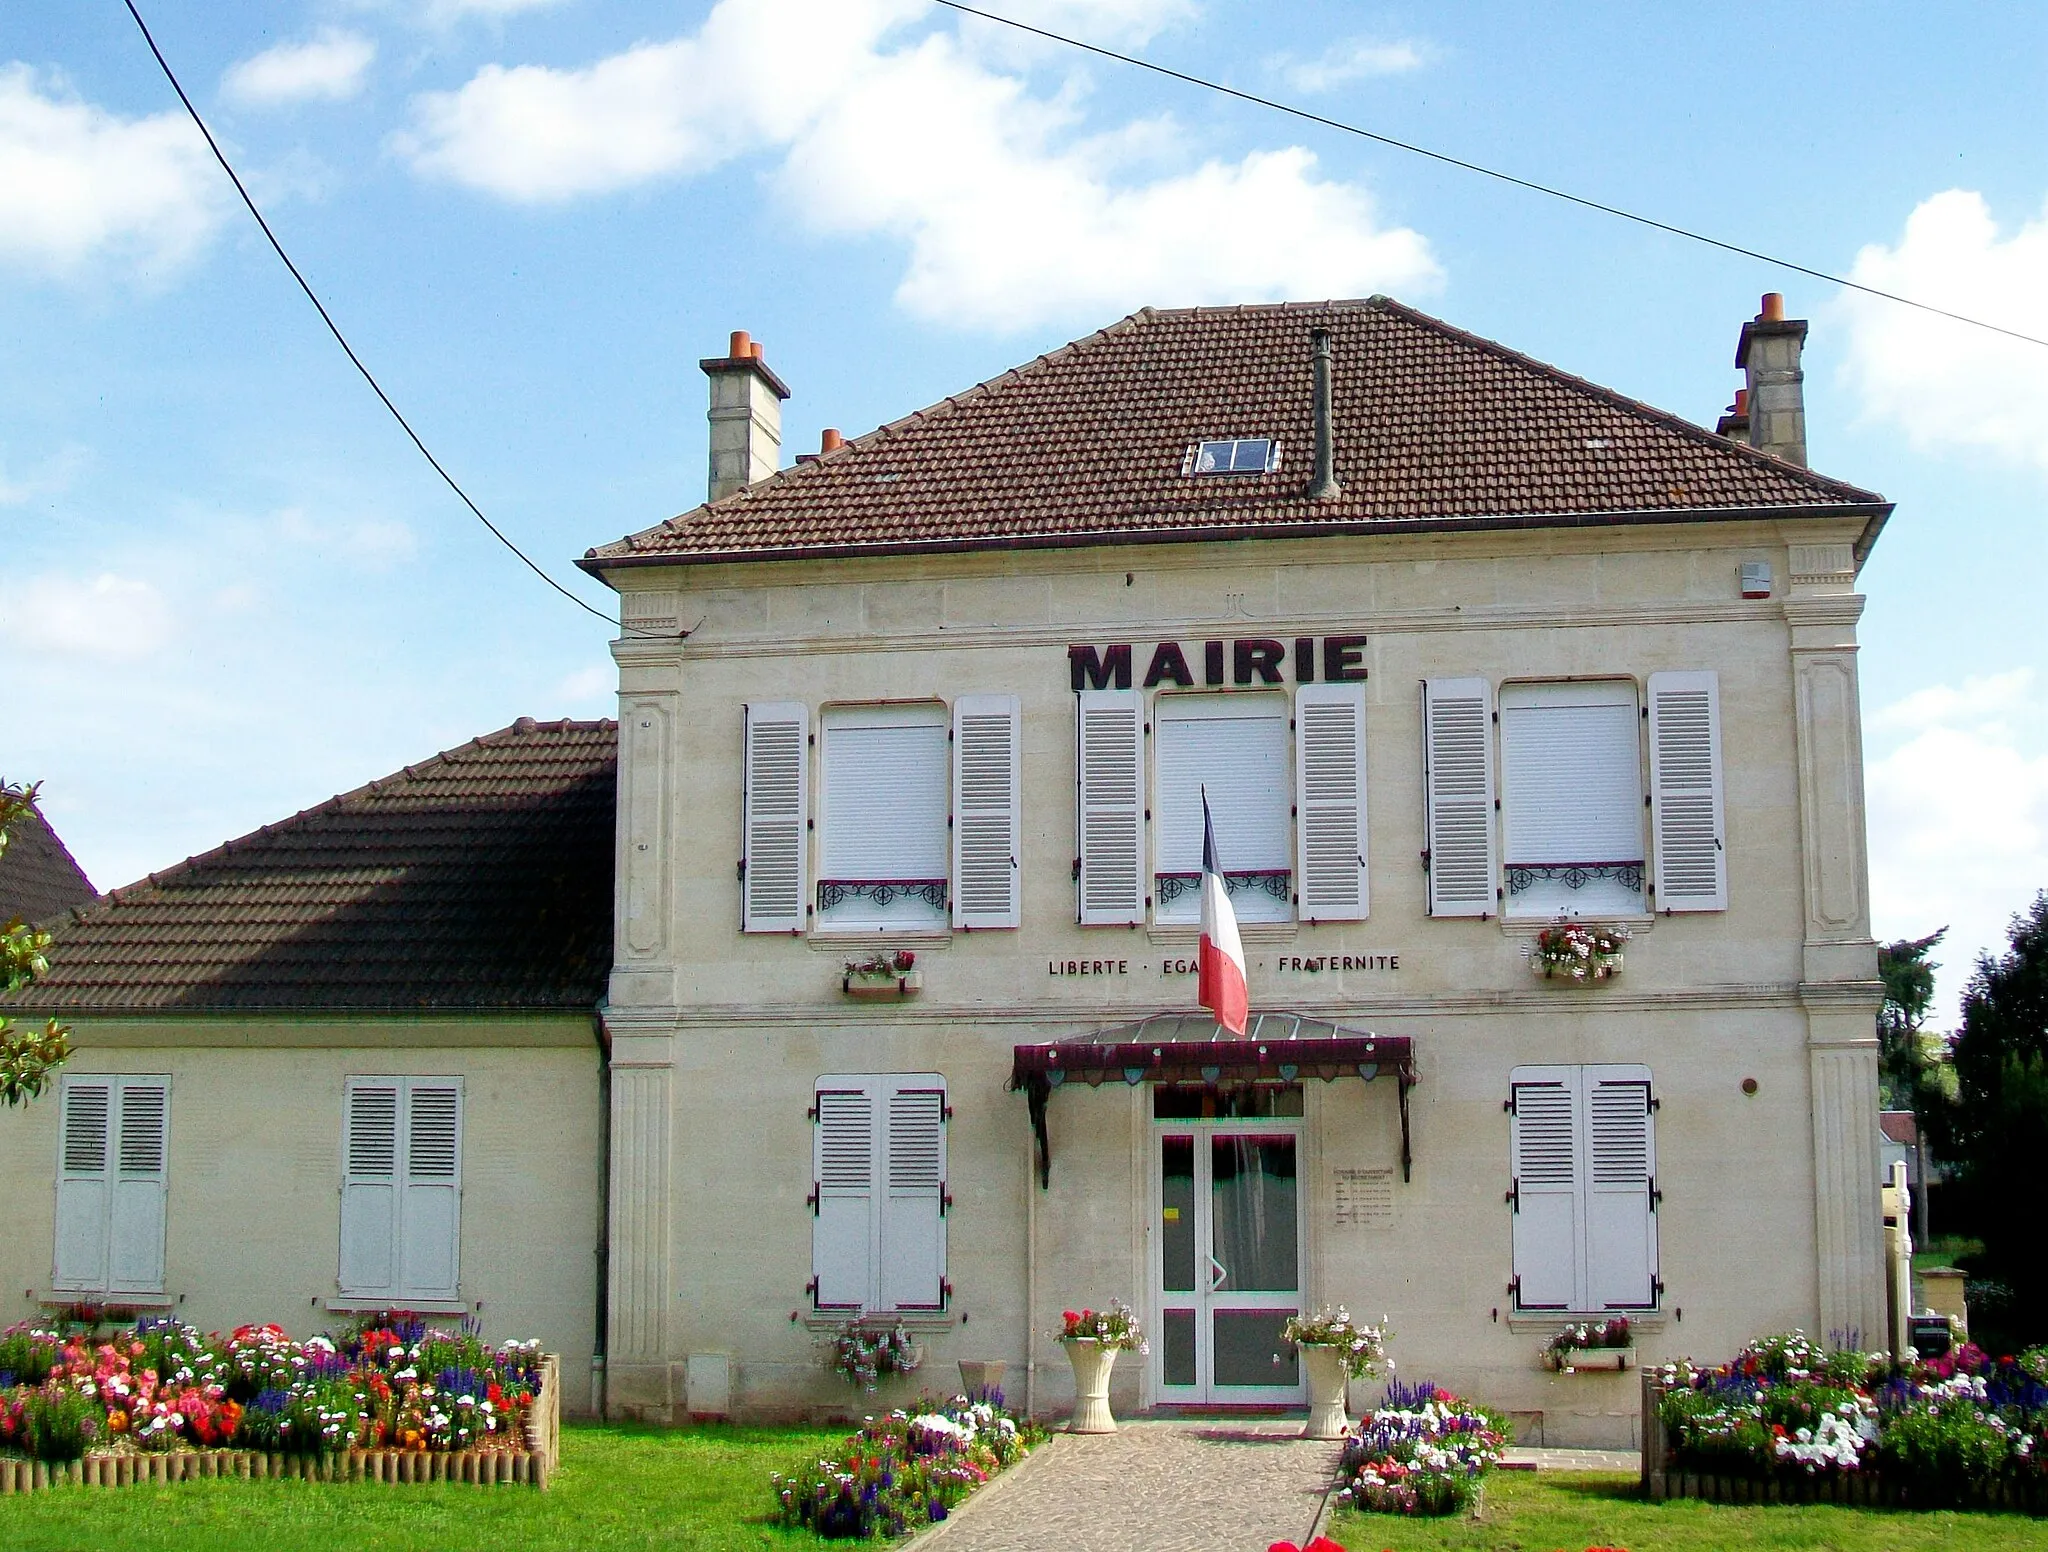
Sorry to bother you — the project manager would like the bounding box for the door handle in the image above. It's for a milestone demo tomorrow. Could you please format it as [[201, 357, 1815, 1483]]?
[[1207, 1254, 1228, 1292]]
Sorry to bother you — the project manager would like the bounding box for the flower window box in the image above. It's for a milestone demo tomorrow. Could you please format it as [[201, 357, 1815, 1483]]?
[[1529, 920, 1630, 982], [841, 951, 921, 999]]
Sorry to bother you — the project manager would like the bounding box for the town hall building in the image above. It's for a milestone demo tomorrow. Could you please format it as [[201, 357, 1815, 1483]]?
[[577, 293, 1890, 1444]]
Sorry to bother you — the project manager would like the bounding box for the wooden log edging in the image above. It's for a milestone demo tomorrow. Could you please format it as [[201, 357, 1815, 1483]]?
[[0, 1448, 544, 1496], [0, 1352, 557, 1495], [1640, 1372, 2047, 1516]]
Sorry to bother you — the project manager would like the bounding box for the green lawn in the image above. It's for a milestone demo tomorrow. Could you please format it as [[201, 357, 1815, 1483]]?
[[0, 1423, 844, 1552], [1331, 1471, 2048, 1551]]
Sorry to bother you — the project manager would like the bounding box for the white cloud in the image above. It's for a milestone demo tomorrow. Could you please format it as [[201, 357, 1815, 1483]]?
[[397, 0, 1439, 330], [0, 573, 177, 661], [1271, 37, 1426, 95], [274, 507, 420, 568], [222, 30, 377, 107], [1867, 669, 2048, 1028], [0, 65, 225, 281], [1841, 190, 2048, 473]]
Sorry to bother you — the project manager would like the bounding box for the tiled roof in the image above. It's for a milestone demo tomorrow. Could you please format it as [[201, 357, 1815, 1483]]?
[[0, 806, 96, 928], [8, 720, 616, 1015], [585, 297, 1884, 568]]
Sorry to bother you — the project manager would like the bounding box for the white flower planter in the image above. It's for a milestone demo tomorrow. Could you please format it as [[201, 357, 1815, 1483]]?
[[1546, 1345, 1636, 1373], [1298, 1343, 1351, 1439], [1062, 1339, 1118, 1433]]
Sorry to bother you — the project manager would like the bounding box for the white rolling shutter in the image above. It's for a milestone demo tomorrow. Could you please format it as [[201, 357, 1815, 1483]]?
[[1508, 1072, 1578, 1311], [879, 1083, 947, 1311], [1648, 672, 1727, 911], [812, 1086, 875, 1310], [1076, 689, 1145, 924], [53, 1078, 113, 1292], [952, 695, 1021, 929], [1499, 681, 1645, 918], [340, 1081, 401, 1296], [108, 1081, 169, 1296], [1296, 683, 1368, 921], [1154, 694, 1291, 923], [1584, 1071, 1658, 1310], [400, 1082, 463, 1300], [743, 702, 809, 933], [1423, 678, 1498, 916]]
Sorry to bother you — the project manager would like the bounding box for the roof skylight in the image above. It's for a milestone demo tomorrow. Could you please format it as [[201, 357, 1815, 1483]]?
[[1184, 438, 1279, 476]]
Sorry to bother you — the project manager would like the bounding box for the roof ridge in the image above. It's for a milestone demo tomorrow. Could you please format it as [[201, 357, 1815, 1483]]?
[[1369, 297, 1880, 503]]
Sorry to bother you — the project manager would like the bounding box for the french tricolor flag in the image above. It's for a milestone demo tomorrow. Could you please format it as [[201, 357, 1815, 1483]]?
[[1197, 790, 1249, 1036]]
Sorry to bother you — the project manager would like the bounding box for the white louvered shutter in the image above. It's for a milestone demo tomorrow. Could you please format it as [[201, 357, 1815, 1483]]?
[[1509, 1071, 1579, 1311], [1584, 1070, 1658, 1310], [1424, 678, 1498, 916], [1296, 683, 1368, 921], [952, 695, 1021, 929], [340, 1081, 400, 1296], [53, 1078, 113, 1291], [879, 1082, 947, 1311], [400, 1082, 462, 1300], [1648, 672, 1727, 911], [743, 702, 809, 933], [107, 1080, 169, 1295], [812, 1085, 875, 1310], [1076, 689, 1144, 924]]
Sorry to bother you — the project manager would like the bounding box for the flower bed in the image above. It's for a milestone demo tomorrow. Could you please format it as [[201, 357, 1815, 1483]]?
[[772, 1394, 1040, 1539], [1334, 1379, 1510, 1516], [1644, 1331, 2048, 1513], [0, 1312, 557, 1493]]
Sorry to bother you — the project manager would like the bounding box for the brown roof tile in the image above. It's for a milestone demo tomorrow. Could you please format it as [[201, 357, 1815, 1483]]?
[[8, 719, 616, 1015], [0, 806, 97, 928], [584, 297, 1884, 568]]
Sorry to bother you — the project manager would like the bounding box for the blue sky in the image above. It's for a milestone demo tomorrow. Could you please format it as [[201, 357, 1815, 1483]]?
[[3, 0, 2045, 1023]]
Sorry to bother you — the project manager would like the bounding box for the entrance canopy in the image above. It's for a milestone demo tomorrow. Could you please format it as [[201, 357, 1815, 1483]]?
[[1009, 1011, 1415, 1188]]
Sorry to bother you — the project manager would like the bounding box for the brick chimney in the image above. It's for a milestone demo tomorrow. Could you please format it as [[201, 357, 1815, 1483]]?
[[1736, 293, 1807, 466], [700, 330, 791, 503]]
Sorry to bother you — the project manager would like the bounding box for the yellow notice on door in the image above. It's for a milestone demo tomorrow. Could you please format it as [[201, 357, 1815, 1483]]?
[[1162, 1207, 1181, 1221]]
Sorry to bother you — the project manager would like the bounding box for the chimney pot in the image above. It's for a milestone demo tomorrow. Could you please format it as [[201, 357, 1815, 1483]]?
[[821, 428, 844, 453], [750, 341, 764, 360], [1734, 387, 1749, 412], [1760, 292, 1784, 322], [729, 329, 752, 359], [1307, 327, 1341, 500]]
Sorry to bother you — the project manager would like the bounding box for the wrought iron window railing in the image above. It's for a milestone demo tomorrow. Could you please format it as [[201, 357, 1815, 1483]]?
[[1505, 861, 1645, 896], [817, 878, 949, 913], [1153, 869, 1293, 909]]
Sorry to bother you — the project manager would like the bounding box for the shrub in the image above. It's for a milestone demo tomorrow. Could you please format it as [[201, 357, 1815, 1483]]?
[[22, 1384, 103, 1462]]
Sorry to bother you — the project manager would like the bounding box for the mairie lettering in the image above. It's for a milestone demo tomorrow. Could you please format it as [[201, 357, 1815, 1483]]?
[[1069, 636, 1367, 693]]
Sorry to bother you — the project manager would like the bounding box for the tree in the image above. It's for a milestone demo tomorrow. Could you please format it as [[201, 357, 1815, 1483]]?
[[0, 781, 73, 1106], [1937, 892, 2048, 1346], [1877, 927, 1945, 1111]]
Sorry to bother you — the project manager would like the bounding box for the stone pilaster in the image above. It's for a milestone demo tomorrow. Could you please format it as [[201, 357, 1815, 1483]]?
[[1782, 528, 1886, 1345], [605, 1026, 675, 1420]]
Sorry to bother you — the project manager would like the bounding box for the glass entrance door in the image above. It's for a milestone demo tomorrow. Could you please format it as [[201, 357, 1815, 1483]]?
[[1155, 1126, 1305, 1405]]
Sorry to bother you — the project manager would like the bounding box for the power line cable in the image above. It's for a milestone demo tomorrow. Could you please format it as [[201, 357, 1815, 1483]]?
[[121, 0, 625, 629], [933, 0, 2048, 353]]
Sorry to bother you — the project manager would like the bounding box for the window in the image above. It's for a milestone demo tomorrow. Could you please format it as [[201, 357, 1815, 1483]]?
[[1508, 1064, 1658, 1313], [816, 704, 949, 929], [340, 1078, 463, 1303], [1424, 672, 1727, 918], [812, 1074, 948, 1313], [1499, 681, 1645, 918], [1183, 438, 1280, 475], [1153, 694, 1291, 923], [54, 1074, 170, 1296]]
